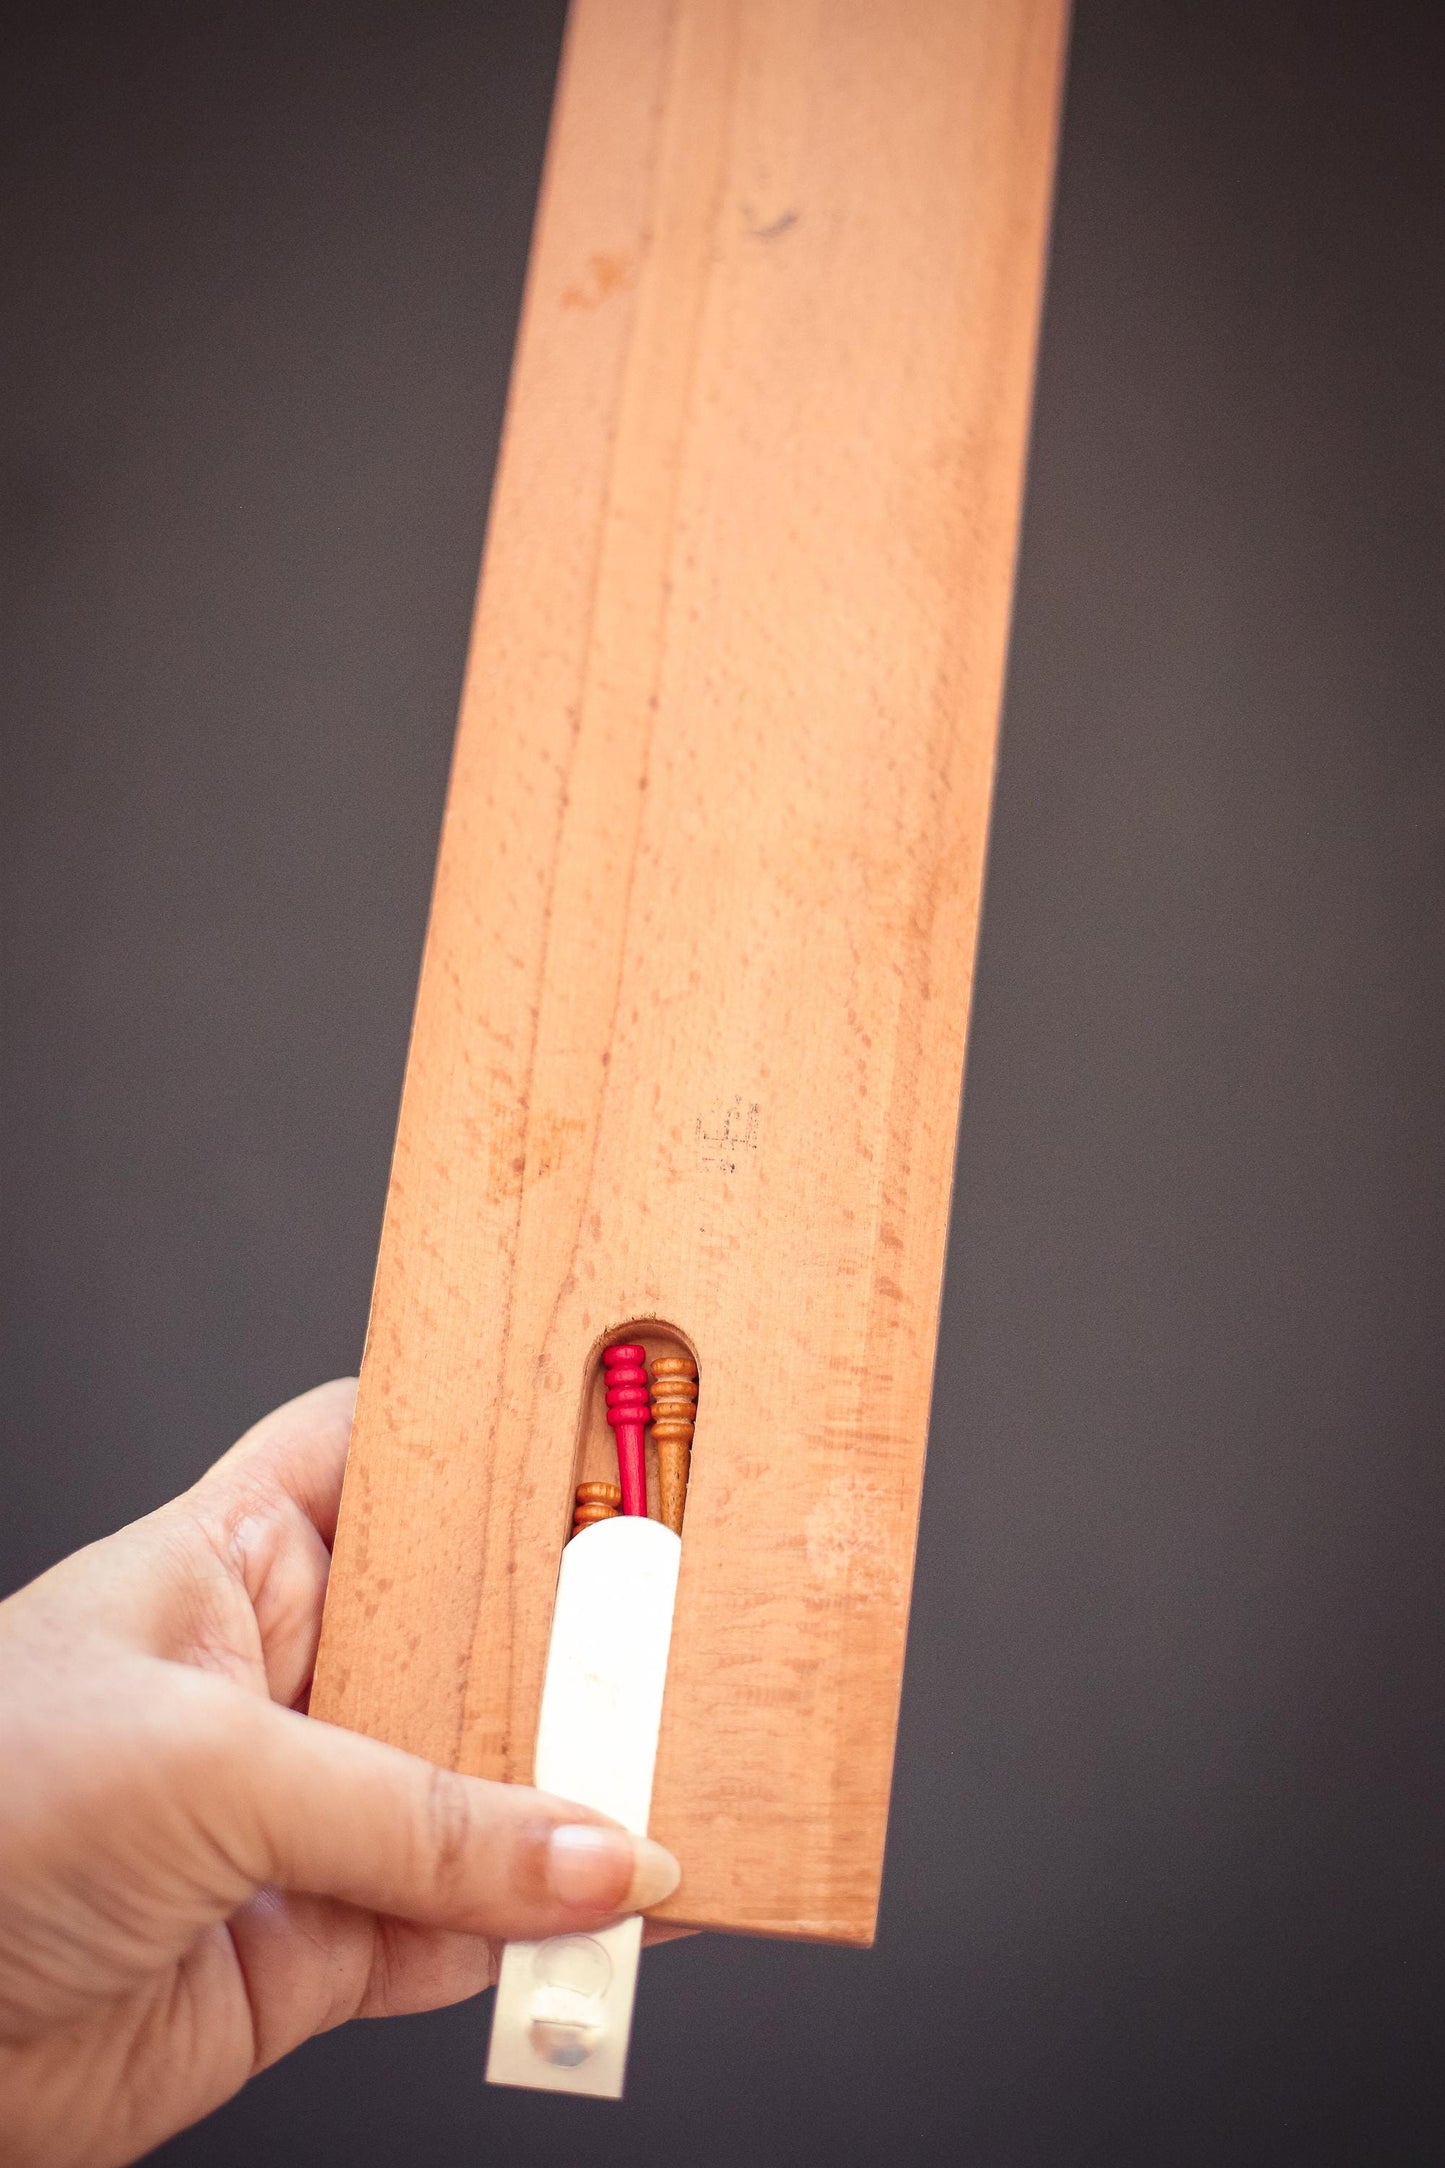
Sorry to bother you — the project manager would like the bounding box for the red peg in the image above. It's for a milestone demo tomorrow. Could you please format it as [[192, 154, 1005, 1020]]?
[[603, 1341, 652, 1517]]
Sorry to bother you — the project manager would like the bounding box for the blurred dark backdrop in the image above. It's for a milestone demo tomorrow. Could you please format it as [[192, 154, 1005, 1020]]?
[[4, 2, 1443, 2162]]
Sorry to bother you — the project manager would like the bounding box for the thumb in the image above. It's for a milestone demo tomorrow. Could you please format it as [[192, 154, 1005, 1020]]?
[[192, 1685, 681, 1941]]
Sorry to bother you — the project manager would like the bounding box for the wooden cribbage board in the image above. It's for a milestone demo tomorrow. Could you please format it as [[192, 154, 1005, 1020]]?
[[311, 0, 1067, 1944]]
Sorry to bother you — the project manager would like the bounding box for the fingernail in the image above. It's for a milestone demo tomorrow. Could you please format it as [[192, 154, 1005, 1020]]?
[[547, 1824, 682, 1914], [624, 1834, 682, 1911]]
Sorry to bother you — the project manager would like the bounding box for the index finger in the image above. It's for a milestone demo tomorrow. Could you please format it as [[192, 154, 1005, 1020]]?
[[196, 1377, 358, 1549]]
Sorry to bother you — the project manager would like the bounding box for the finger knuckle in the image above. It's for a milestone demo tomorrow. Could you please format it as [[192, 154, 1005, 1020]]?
[[421, 1764, 475, 1895]]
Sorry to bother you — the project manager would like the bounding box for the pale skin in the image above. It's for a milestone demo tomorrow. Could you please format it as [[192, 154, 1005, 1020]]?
[[0, 1379, 683, 2168]]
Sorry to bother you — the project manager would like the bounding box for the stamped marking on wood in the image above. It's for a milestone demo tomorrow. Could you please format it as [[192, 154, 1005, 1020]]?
[[695, 1098, 760, 1175]]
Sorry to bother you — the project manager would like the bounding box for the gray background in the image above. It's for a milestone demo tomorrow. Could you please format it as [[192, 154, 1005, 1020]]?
[[4, 2, 1443, 2161]]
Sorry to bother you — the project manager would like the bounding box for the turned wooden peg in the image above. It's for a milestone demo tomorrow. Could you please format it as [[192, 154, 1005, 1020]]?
[[575, 1480, 622, 1507], [571, 1478, 622, 1536], [649, 1354, 698, 1536], [603, 1342, 652, 1516], [572, 1501, 619, 1529]]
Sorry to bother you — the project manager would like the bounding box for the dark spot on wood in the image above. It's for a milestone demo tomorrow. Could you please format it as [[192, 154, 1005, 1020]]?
[[746, 207, 800, 242]]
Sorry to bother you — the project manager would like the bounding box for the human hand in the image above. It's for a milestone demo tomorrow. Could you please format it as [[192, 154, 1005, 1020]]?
[[0, 1380, 681, 2168]]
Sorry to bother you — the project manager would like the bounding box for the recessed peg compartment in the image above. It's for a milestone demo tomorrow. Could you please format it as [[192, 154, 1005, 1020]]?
[[566, 1322, 700, 1543]]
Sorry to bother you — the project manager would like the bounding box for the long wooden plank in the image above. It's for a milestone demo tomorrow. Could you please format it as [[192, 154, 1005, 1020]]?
[[311, 0, 1067, 1943]]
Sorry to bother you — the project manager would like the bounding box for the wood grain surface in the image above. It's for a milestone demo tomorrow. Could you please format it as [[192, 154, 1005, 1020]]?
[[310, 0, 1067, 1943]]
